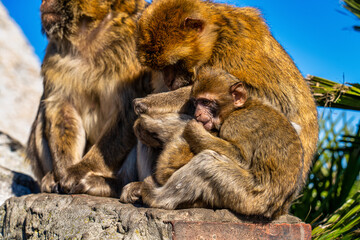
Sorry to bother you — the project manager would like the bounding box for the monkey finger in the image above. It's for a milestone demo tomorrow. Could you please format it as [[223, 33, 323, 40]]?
[[133, 98, 149, 115], [134, 118, 162, 147], [67, 175, 119, 197], [51, 183, 61, 194], [41, 171, 57, 193], [120, 181, 142, 203]]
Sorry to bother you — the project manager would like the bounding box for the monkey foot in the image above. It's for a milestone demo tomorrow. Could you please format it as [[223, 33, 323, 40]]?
[[119, 181, 142, 203]]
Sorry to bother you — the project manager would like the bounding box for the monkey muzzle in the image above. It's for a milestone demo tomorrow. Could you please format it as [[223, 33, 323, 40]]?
[[40, 0, 62, 31]]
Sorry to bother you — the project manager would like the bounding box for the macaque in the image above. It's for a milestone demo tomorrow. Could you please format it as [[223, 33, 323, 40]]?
[[26, 0, 165, 197], [132, 0, 318, 191], [121, 68, 304, 219]]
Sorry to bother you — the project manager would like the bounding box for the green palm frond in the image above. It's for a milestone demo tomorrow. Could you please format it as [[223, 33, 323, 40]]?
[[312, 191, 360, 240], [344, 0, 360, 19], [343, 0, 360, 31], [306, 75, 360, 111]]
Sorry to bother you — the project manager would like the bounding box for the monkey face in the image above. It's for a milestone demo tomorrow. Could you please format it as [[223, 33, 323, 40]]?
[[40, 0, 123, 40], [193, 96, 220, 131], [137, 0, 217, 90], [40, 0, 74, 39]]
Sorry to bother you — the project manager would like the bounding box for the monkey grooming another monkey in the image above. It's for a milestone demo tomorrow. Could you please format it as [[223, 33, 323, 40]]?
[[132, 0, 318, 190], [121, 68, 304, 219], [26, 0, 164, 197]]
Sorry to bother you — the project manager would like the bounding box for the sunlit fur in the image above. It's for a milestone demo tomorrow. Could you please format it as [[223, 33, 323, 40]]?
[[135, 0, 318, 185], [121, 68, 304, 219], [26, 0, 162, 197]]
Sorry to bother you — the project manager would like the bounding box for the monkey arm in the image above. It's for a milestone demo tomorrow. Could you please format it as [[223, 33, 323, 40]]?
[[134, 113, 193, 147], [134, 86, 192, 115], [183, 120, 250, 168]]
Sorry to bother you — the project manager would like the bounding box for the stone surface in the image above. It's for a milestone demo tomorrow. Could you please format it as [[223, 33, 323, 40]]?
[[0, 3, 43, 146], [0, 132, 33, 177], [0, 166, 39, 206], [0, 193, 310, 240], [169, 221, 311, 240], [0, 132, 37, 206]]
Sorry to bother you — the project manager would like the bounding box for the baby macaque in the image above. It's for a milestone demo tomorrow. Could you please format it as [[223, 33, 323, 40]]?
[[121, 68, 304, 219]]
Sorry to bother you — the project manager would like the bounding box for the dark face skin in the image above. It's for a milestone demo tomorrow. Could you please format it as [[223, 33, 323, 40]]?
[[162, 63, 193, 90], [193, 93, 221, 131]]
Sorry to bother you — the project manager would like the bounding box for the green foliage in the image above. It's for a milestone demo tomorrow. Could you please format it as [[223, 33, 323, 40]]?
[[344, 0, 360, 18], [312, 191, 360, 240], [343, 0, 360, 31], [307, 75, 360, 111], [291, 111, 360, 228]]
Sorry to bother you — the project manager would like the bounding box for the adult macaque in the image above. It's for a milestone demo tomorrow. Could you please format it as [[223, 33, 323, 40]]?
[[26, 0, 165, 197], [133, 0, 318, 188], [121, 68, 304, 219]]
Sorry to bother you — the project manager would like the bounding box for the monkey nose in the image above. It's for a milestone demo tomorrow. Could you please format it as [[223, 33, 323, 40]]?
[[40, 0, 56, 13]]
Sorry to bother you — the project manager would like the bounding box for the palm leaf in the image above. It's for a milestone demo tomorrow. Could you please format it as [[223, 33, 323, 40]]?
[[312, 191, 360, 239], [306, 75, 360, 111], [343, 0, 360, 30]]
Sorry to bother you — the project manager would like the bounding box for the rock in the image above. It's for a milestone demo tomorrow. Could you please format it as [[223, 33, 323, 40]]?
[[0, 3, 42, 146], [0, 132, 33, 177], [0, 132, 38, 205], [0, 167, 39, 206], [0, 194, 310, 240]]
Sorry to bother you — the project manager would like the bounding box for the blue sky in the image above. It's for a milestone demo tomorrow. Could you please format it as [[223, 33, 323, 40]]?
[[2, 0, 360, 130]]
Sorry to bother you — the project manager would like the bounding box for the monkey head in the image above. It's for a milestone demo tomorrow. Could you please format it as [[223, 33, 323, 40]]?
[[40, 0, 138, 41], [137, 0, 219, 90], [191, 68, 248, 131]]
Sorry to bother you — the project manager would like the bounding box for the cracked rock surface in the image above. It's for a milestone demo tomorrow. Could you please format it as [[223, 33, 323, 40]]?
[[0, 193, 302, 240]]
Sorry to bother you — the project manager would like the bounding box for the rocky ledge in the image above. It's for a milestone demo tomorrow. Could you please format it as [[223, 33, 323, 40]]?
[[0, 193, 311, 240]]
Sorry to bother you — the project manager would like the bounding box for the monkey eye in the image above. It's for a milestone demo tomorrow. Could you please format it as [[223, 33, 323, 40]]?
[[197, 98, 213, 107]]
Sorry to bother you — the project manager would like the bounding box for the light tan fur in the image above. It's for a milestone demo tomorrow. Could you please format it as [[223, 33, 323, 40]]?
[[27, 0, 162, 197]]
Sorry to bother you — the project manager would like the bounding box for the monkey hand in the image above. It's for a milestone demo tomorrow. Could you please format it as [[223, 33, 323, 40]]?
[[183, 119, 208, 141], [41, 171, 59, 193], [119, 181, 142, 203], [134, 113, 191, 148], [183, 119, 213, 154], [58, 164, 119, 197], [134, 115, 163, 148], [134, 98, 150, 115]]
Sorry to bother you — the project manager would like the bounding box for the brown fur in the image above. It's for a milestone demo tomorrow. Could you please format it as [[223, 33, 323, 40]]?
[[134, 0, 317, 184], [120, 0, 318, 218], [121, 68, 304, 219], [26, 0, 163, 197]]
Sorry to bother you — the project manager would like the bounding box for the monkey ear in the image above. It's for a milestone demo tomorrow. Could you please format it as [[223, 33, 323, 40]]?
[[184, 17, 205, 32], [231, 82, 247, 108]]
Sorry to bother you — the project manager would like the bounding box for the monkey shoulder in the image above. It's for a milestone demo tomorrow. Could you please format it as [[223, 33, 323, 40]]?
[[220, 100, 299, 143]]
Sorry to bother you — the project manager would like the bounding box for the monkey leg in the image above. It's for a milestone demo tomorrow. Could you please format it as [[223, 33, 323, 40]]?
[[30, 102, 86, 193], [26, 104, 54, 185], [134, 113, 192, 148], [142, 150, 288, 219], [58, 114, 137, 197], [155, 135, 194, 185]]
